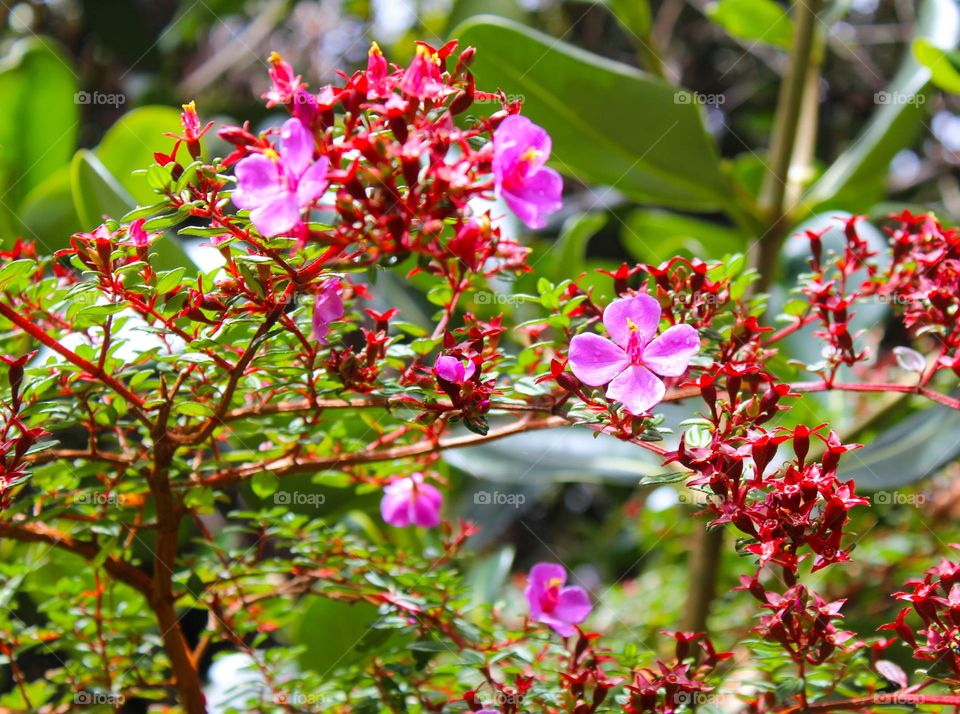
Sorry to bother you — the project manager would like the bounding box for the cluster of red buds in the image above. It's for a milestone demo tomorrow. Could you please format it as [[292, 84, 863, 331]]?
[[800, 216, 877, 376], [872, 211, 960, 376], [882, 549, 960, 681], [623, 631, 732, 714], [0, 353, 46, 511]]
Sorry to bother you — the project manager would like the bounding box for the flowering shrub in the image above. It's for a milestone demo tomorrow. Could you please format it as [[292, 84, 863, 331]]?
[[1, 40, 960, 714]]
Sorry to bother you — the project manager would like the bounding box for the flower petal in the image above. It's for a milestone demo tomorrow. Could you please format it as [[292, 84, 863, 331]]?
[[410, 482, 443, 528], [501, 167, 563, 229], [249, 192, 300, 237], [280, 117, 314, 178], [538, 613, 577, 637], [493, 115, 552, 174], [296, 155, 330, 205], [568, 333, 629, 386], [642, 324, 700, 377], [233, 154, 283, 210], [605, 364, 665, 416], [602, 295, 661, 348], [553, 586, 592, 624], [380, 490, 411, 527]]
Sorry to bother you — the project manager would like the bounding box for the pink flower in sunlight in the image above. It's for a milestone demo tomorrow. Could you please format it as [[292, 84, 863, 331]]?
[[434, 354, 476, 384], [525, 562, 592, 637], [567, 293, 700, 416], [232, 117, 330, 237], [380, 473, 443, 529], [120, 218, 159, 248], [311, 279, 344, 344], [492, 115, 563, 229]]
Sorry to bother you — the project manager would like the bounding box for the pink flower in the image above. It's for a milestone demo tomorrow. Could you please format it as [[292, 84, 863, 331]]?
[[232, 117, 330, 237], [401, 44, 445, 99], [121, 218, 159, 248], [492, 115, 563, 229], [433, 354, 476, 384], [312, 279, 344, 343], [568, 294, 700, 416], [380, 473, 443, 528], [524, 562, 592, 637]]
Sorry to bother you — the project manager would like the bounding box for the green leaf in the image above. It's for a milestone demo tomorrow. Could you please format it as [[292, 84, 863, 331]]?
[[537, 212, 607, 281], [0, 38, 78, 210], [601, 0, 652, 39], [622, 209, 745, 264], [174, 401, 214, 418], [804, 0, 960, 212], [454, 16, 731, 210], [250, 471, 279, 499], [445, 0, 527, 36], [706, 0, 794, 50], [913, 37, 960, 93]]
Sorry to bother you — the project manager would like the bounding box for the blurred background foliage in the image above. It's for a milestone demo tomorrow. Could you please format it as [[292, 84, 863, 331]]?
[[4, 0, 960, 707]]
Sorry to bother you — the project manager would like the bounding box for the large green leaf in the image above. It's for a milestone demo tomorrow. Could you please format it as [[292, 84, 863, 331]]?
[[91, 106, 184, 206], [706, 0, 794, 50], [842, 402, 960, 490], [622, 209, 745, 264], [803, 0, 960, 213], [913, 37, 960, 93], [454, 16, 731, 210], [15, 166, 81, 253], [0, 38, 78, 235]]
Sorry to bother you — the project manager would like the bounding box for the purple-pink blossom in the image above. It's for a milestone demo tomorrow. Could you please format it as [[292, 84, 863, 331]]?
[[232, 117, 330, 237], [312, 279, 344, 343], [568, 294, 700, 416], [434, 354, 476, 384], [492, 115, 563, 230], [524, 562, 592, 637], [380, 473, 443, 528]]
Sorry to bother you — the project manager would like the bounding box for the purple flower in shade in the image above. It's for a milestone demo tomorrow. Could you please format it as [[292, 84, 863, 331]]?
[[477, 710, 501, 714], [380, 473, 443, 528], [524, 562, 592, 637], [567, 294, 700, 416], [311, 279, 344, 343], [492, 115, 563, 230], [433, 354, 476, 384], [232, 117, 330, 238]]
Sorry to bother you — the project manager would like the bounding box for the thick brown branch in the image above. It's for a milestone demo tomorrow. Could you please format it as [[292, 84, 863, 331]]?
[[0, 520, 153, 596]]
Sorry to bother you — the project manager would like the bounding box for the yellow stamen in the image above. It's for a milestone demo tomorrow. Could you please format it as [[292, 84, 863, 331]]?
[[549, 577, 563, 588], [263, 148, 280, 162], [182, 100, 196, 114], [626, 317, 640, 333], [369, 41, 383, 56], [268, 51, 284, 66], [521, 147, 542, 163]]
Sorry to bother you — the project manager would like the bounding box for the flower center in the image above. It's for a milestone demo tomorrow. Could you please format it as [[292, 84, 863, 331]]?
[[625, 319, 645, 365], [541, 577, 563, 613]]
